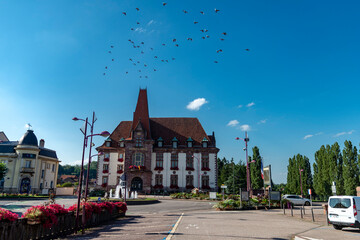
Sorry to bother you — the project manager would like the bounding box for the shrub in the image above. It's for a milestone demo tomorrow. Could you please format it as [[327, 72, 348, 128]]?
[[89, 189, 105, 197], [61, 182, 74, 187], [22, 205, 58, 228]]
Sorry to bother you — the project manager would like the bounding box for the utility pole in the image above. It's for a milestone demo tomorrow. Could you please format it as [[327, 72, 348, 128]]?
[[244, 132, 250, 192]]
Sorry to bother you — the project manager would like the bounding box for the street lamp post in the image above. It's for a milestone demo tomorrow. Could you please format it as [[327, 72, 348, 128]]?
[[74, 117, 88, 234], [236, 131, 250, 192], [299, 168, 304, 197], [73, 114, 110, 234]]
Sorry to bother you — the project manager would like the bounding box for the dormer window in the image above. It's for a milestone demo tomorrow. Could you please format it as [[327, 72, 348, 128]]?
[[157, 137, 164, 147], [119, 138, 125, 148], [105, 138, 111, 147], [202, 137, 208, 148], [187, 137, 193, 148], [172, 137, 178, 149], [135, 137, 143, 148]]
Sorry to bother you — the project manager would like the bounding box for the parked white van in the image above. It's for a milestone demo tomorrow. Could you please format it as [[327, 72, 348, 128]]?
[[328, 196, 360, 230]]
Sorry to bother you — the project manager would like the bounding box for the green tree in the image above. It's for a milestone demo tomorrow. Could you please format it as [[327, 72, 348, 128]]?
[[250, 146, 263, 190], [224, 159, 246, 194], [0, 162, 8, 180], [287, 154, 312, 196], [331, 142, 344, 195], [342, 140, 359, 195]]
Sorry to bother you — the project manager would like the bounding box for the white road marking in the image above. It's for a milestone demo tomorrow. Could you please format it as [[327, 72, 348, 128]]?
[[166, 213, 184, 240], [295, 236, 323, 240]]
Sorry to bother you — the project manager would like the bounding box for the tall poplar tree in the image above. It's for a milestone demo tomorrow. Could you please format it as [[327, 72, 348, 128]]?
[[250, 146, 263, 190], [342, 140, 359, 195], [287, 154, 312, 195]]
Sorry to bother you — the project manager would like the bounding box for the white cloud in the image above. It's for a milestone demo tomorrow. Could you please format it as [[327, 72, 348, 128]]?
[[246, 102, 255, 107], [304, 134, 313, 140], [258, 119, 267, 124], [135, 27, 146, 33], [147, 20, 155, 26], [240, 124, 251, 131], [237, 105, 243, 108], [334, 130, 355, 137], [186, 98, 208, 111], [227, 120, 239, 127]]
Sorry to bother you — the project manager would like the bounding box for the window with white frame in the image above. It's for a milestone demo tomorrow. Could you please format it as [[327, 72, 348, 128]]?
[[171, 153, 178, 169], [155, 174, 163, 186], [156, 153, 163, 168], [170, 175, 178, 186], [132, 152, 144, 166], [186, 153, 193, 169], [202, 175, 210, 187], [201, 154, 209, 169], [186, 175, 194, 186], [103, 176, 108, 184], [25, 160, 31, 168]]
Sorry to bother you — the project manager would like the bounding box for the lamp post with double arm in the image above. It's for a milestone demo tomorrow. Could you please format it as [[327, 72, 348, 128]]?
[[72, 113, 110, 234], [236, 131, 250, 192]]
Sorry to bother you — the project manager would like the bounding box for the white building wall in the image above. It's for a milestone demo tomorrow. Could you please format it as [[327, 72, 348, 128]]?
[[97, 155, 104, 185], [151, 152, 156, 186], [163, 153, 170, 187], [178, 153, 186, 188], [193, 152, 201, 188]]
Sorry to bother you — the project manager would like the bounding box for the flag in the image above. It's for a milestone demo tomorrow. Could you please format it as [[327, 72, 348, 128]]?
[[138, 165, 141, 170], [261, 160, 264, 180]]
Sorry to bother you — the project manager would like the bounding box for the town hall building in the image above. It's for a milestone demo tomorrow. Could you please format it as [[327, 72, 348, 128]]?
[[96, 89, 219, 193]]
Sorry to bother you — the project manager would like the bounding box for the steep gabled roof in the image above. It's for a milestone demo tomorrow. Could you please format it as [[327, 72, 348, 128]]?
[[150, 118, 210, 145], [131, 89, 151, 139], [0, 132, 9, 142], [109, 121, 132, 141]]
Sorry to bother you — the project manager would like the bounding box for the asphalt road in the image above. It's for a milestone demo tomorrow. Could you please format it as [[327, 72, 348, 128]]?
[[1, 198, 360, 239]]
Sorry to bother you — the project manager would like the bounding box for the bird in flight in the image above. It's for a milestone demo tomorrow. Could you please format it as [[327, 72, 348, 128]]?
[[154, 69, 157, 71], [145, 76, 148, 79], [126, 71, 128, 74], [183, 10, 188, 14], [220, 38, 225, 41], [144, 64, 147, 67], [172, 58, 176, 60], [105, 66, 108, 69], [162, 43, 166, 46], [201, 36, 205, 39], [175, 44, 179, 47], [136, 8, 140, 11], [154, 56, 158, 58], [103, 73, 106, 75], [137, 22, 140, 24], [194, 21, 198, 24], [200, 29, 208, 33], [110, 46, 114, 48], [173, 39, 176, 42], [133, 63, 136, 66], [245, 49, 250, 51], [206, 35, 210, 38], [141, 51, 144, 54], [222, 32, 227, 35], [137, 61, 140, 63], [150, 48, 154, 50], [187, 38, 193, 41], [131, 28, 134, 31], [122, 12, 126, 16], [108, 51, 112, 53], [200, 11, 204, 15], [112, 59, 114, 61], [214, 61, 218, 63], [162, 2, 167, 6], [129, 58, 133, 61], [216, 49, 223, 53], [141, 42, 144, 44], [215, 9, 220, 13]]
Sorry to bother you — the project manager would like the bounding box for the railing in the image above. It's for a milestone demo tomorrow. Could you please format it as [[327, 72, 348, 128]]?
[[0, 209, 125, 240], [20, 167, 35, 173]]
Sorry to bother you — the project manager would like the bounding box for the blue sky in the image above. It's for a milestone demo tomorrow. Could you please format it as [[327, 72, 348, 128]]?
[[1, 0, 360, 184]]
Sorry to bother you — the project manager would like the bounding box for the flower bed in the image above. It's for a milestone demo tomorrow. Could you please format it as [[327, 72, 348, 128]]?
[[0, 208, 18, 222], [154, 166, 163, 171], [0, 201, 127, 240], [170, 167, 179, 170]]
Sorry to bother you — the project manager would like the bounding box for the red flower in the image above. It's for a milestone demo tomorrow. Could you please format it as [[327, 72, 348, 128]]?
[[0, 208, 18, 222], [101, 183, 108, 188], [170, 185, 179, 189], [103, 169, 109, 173], [201, 167, 211, 171], [117, 170, 123, 174], [170, 167, 179, 170], [186, 185, 195, 189], [153, 184, 163, 189], [118, 158, 124, 162], [154, 167, 163, 171], [104, 158, 109, 162], [186, 167, 195, 171]]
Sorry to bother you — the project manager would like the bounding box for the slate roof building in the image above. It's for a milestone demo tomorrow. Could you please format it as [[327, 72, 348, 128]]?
[[97, 89, 219, 193], [0, 130, 60, 194]]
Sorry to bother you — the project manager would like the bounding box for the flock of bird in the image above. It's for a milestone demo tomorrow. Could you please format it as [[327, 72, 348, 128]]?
[[102, 2, 249, 79]]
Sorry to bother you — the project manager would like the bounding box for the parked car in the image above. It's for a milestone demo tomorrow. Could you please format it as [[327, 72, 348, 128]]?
[[282, 194, 311, 206], [328, 196, 360, 230]]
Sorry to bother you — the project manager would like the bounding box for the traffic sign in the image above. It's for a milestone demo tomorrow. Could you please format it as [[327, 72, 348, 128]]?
[[221, 185, 227, 189]]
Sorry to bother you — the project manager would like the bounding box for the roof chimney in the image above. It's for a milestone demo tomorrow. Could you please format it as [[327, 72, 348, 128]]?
[[39, 139, 45, 148]]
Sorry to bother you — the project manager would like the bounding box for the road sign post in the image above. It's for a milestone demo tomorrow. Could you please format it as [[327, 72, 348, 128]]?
[[221, 185, 227, 201]]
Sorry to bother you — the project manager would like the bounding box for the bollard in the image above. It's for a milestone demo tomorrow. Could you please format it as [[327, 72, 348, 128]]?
[[283, 204, 285, 215], [303, 206, 306, 215], [326, 207, 329, 226], [311, 208, 315, 222], [291, 204, 293, 216], [300, 206, 303, 218]]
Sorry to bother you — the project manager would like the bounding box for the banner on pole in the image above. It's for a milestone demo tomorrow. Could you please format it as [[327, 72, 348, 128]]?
[[263, 165, 271, 185]]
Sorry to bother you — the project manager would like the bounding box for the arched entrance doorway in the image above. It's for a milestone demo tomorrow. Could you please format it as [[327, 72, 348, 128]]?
[[20, 178, 31, 193], [131, 177, 143, 191]]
